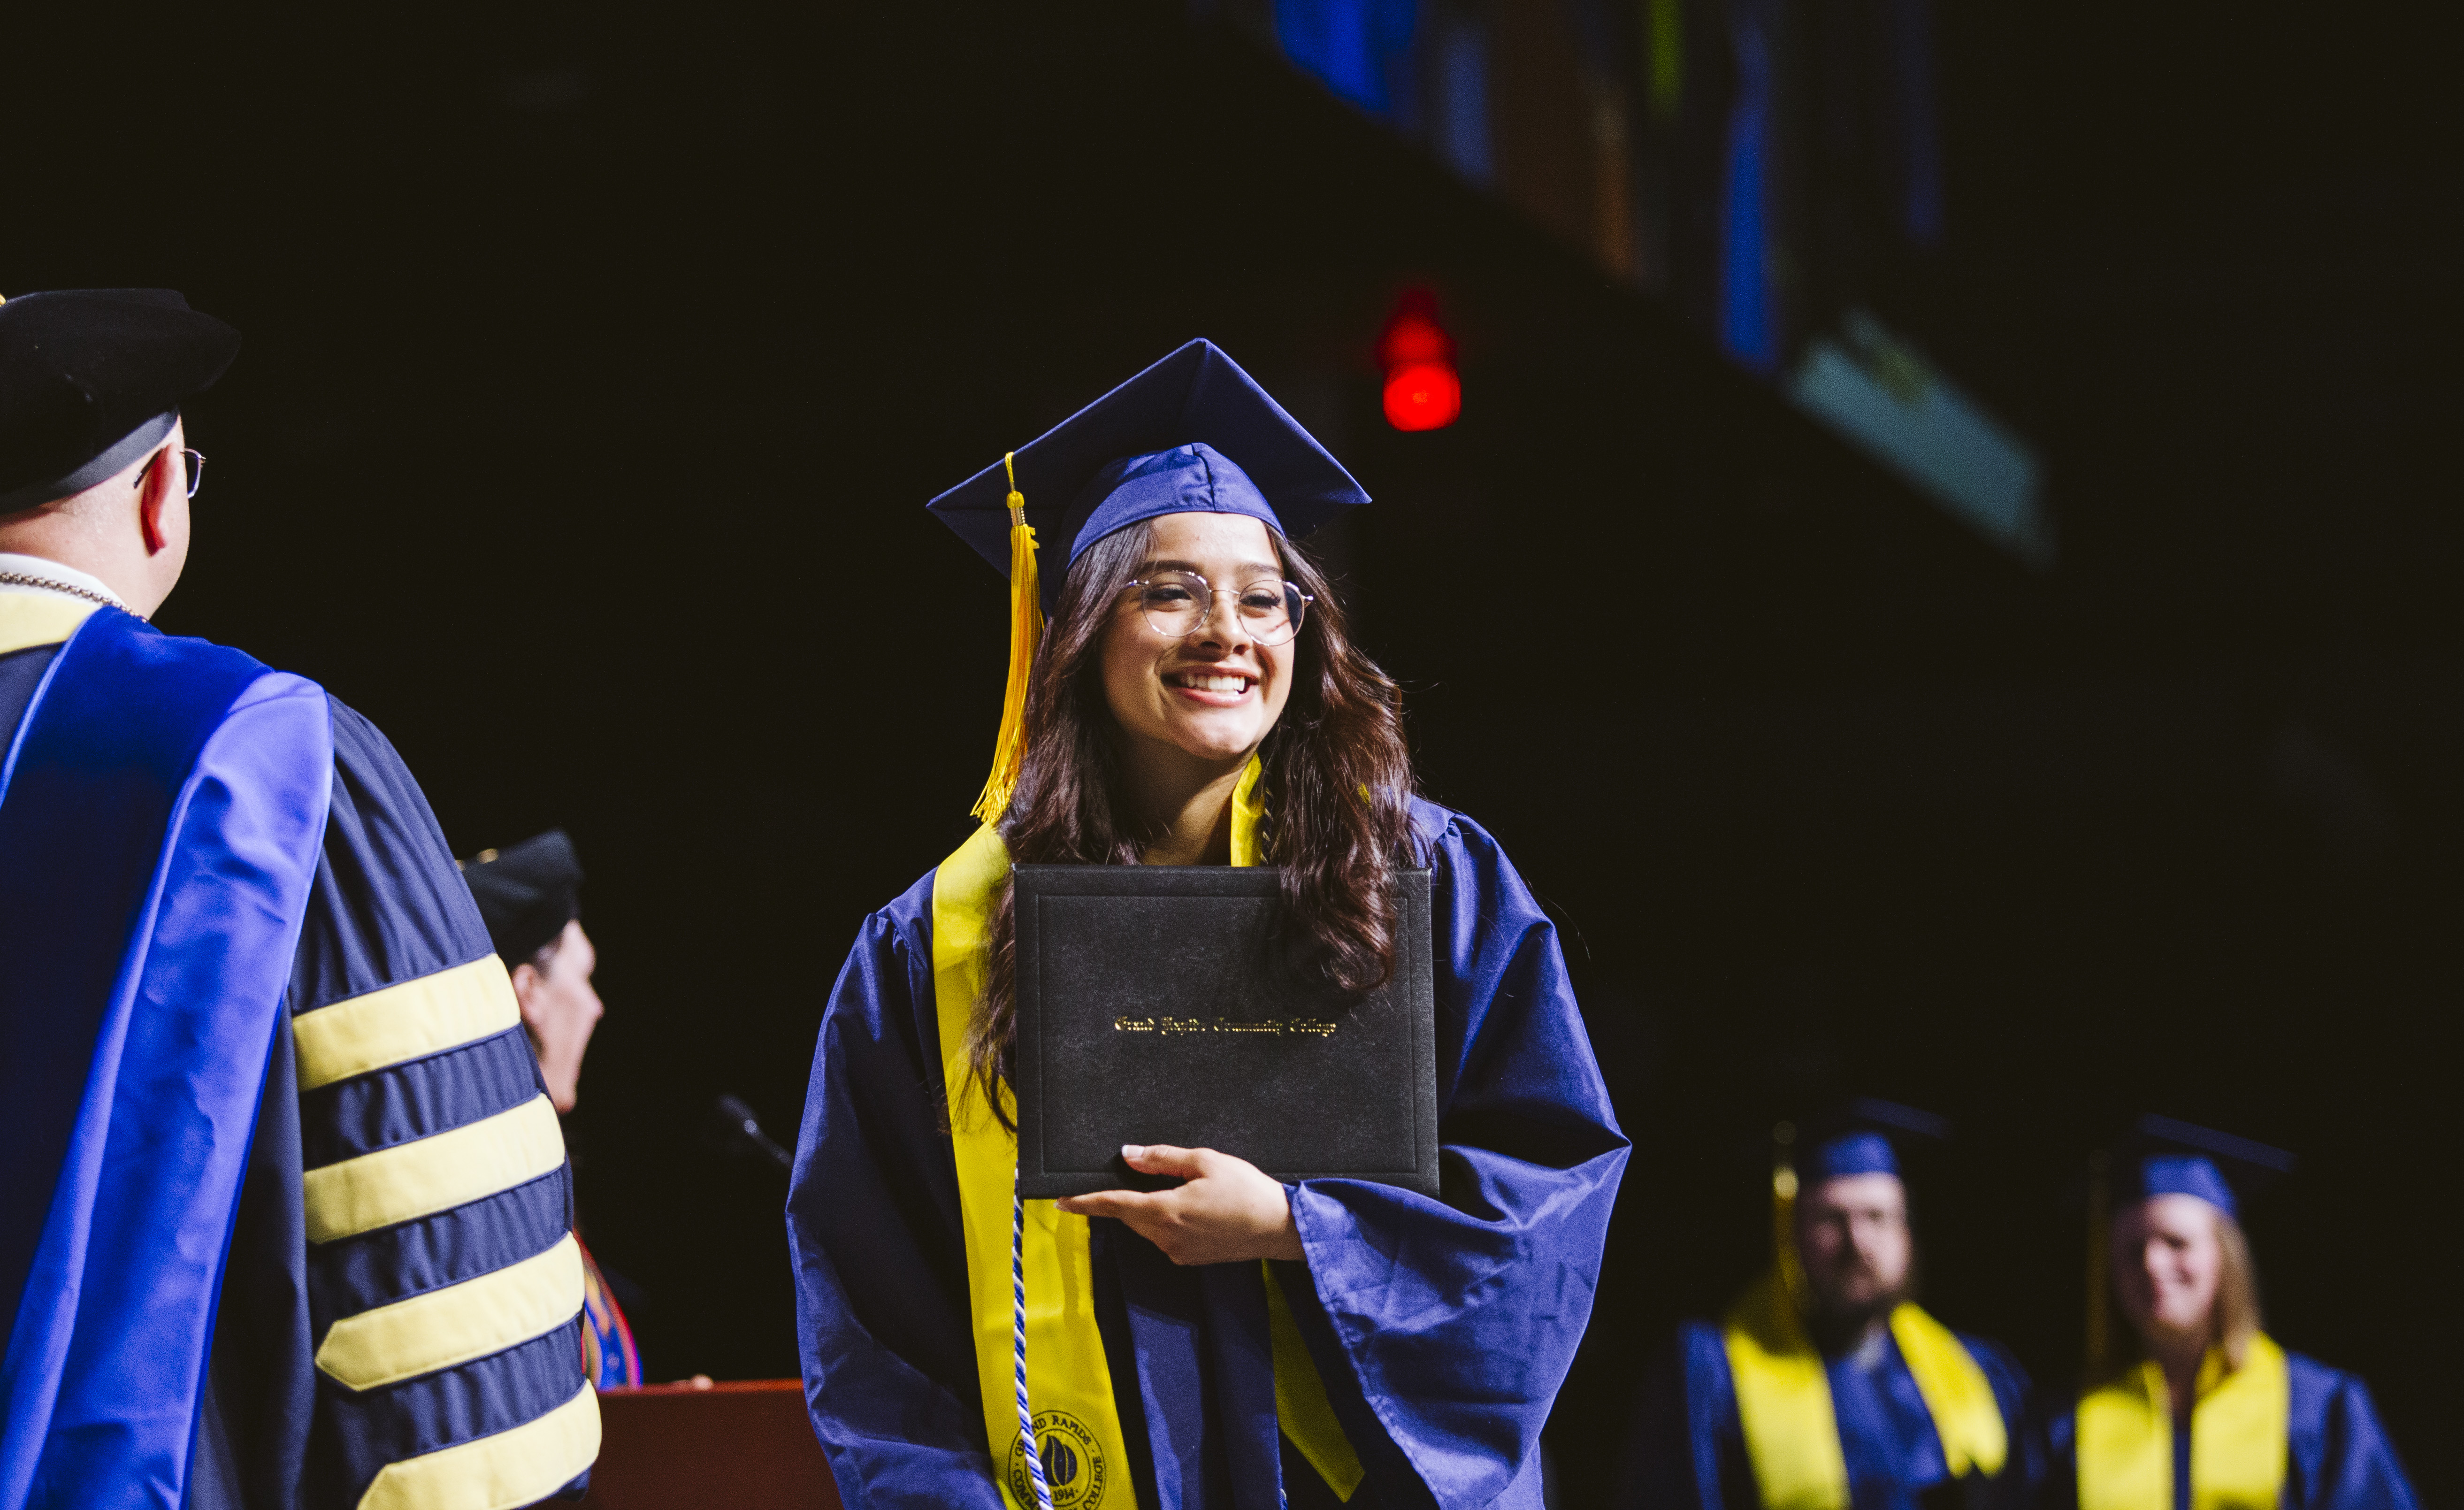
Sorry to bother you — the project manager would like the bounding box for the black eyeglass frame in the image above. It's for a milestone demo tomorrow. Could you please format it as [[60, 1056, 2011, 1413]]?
[[1124, 570, 1316, 647]]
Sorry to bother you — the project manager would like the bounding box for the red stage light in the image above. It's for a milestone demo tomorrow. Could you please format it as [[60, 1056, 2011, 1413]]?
[[1383, 361, 1461, 431], [1377, 291, 1459, 432]]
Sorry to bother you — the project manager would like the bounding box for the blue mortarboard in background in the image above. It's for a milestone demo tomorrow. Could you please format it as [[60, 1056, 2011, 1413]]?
[[2109, 1113, 2294, 1219], [1792, 1096, 1952, 1186], [927, 338, 1369, 613]]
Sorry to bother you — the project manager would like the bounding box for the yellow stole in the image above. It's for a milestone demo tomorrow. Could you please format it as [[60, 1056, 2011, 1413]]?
[[0, 592, 100, 656], [2076, 1333, 2288, 1510], [930, 757, 1363, 1507], [1723, 1272, 2009, 1510]]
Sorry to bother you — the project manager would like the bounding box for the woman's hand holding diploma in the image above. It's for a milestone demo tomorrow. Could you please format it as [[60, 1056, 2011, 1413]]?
[[1056, 1144, 1306, 1265]]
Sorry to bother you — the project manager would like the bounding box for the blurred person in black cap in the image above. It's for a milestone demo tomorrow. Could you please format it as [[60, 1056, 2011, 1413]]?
[[462, 831, 603, 1118], [460, 832, 642, 1390], [1620, 1099, 2035, 1510], [2034, 1117, 2415, 1510], [0, 289, 596, 1507]]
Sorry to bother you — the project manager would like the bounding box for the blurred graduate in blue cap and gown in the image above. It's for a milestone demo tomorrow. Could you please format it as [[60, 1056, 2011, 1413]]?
[[2033, 1117, 2416, 1510], [785, 339, 1629, 1509], [1620, 1100, 2035, 1510], [0, 290, 594, 1508]]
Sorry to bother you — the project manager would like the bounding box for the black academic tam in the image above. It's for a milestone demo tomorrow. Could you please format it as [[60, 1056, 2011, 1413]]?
[[0, 288, 238, 513]]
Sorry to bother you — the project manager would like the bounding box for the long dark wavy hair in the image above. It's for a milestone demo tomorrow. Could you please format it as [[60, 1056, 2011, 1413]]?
[[963, 518, 1417, 1126]]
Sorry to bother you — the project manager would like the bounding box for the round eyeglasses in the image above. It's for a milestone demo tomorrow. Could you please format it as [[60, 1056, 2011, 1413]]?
[[179, 449, 206, 500], [1126, 570, 1313, 646]]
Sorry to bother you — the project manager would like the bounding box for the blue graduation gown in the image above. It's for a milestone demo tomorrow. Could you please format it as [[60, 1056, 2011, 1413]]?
[[787, 799, 1630, 1510], [2034, 1351, 2417, 1510], [1619, 1318, 2034, 1510], [0, 606, 591, 1510]]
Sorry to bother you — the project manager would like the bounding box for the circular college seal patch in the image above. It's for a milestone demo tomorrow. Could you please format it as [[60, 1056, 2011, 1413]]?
[[1006, 1410, 1108, 1509]]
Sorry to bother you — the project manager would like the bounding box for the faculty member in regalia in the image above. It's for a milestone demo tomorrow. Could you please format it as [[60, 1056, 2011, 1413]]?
[[1620, 1100, 2034, 1510], [462, 831, 641, 1391], [2033, 1118, 2416, 1510], [0, 290, 597, 1508], [787, 339, 1629, 1509]]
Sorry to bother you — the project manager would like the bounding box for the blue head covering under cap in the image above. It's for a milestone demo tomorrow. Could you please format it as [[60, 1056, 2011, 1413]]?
[[2109, 1114, 2294, 1220], [2120, 1154, 2242, 1216], [1801, 1131, 1901, 1184], [1792, 1096, 1950, 1186], [1062, 443, 1279, 567], [926, 339, 1369, 613]]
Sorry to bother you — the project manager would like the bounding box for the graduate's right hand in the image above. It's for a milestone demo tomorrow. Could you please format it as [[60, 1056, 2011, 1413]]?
[[1055, 1144, 1306, 1265]]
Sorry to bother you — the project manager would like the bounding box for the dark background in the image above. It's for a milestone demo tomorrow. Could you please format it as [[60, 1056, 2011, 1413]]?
[[5, 1, 2454, 1502]]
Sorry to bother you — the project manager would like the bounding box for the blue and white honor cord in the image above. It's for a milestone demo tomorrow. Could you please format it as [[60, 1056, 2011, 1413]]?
[[1013, 1177, 1290, 1510], [1013, 1180, 1056, 1510]]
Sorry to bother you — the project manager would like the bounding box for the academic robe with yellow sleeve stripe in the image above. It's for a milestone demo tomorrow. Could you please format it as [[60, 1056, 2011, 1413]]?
[[0, 597, 597, 1510], [787, 797, 1630, 1510]]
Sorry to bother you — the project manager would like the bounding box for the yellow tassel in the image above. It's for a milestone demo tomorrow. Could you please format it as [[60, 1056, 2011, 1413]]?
[[1771, 1121, 1807, 1314], [970, 452, 1043, 822]]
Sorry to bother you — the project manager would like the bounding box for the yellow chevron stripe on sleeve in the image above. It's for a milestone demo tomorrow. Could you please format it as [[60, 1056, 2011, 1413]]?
[[293, 955, 522, 1092], [305, 1095, 566, 1245], [316, 1234, 584, 1391], [356, 1381, 600, 1510], [0, 594, 98, 655]]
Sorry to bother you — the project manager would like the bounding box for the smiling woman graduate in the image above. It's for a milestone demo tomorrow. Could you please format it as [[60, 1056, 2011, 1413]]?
[[786, 340, 1629, 1510], [2036, 1118, 2418, 1510]]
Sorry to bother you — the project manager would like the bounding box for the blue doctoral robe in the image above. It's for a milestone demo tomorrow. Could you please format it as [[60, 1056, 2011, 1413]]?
[[2034, 1351, 2417, 1510], [787, 799, 1630, 1510], [0, 605, 591, 1510], [1619, 1318, 2035, 1510]]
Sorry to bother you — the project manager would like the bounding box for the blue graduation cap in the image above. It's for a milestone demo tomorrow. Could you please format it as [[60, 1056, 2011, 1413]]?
[[928, 339, 1368, 599], [2108, 1113, 2295, 1220], [1788, 1096, 1951, 1187], [927, 340, 1370, 822]]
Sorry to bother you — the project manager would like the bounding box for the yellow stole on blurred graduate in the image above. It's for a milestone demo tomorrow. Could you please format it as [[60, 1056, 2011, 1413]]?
[[1723, 1271, 2008, 1510], [931, 757, 1363, 1508], [2076, 1335, 2288, 1510]]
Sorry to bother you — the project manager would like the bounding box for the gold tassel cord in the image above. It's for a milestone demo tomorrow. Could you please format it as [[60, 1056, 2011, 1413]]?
[[1772, 1121, 1806, 1313], [970, 452, 1043, 823]]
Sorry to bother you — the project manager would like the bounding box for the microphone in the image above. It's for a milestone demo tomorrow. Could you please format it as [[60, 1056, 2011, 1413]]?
[[709, 1093, 793, 1173]]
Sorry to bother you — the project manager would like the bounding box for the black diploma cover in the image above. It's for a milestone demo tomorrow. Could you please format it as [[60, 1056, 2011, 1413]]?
[[1011, 865, 1439, 1198]]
